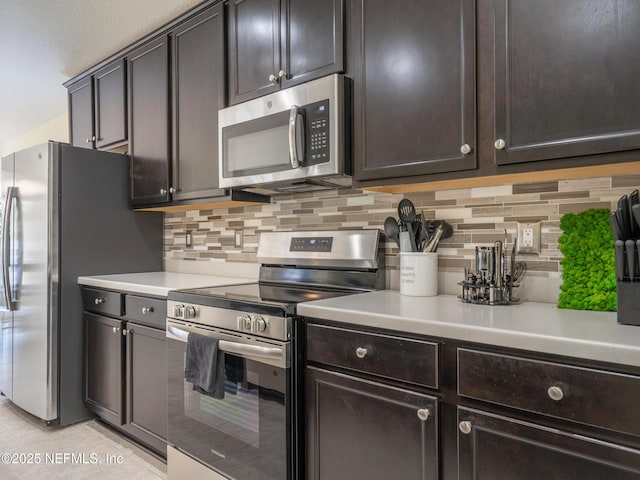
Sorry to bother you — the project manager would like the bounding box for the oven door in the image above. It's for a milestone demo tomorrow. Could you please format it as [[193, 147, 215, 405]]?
[[167, 320, 292, 480]]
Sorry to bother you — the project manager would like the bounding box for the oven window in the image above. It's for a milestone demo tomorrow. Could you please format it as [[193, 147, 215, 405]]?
[[184, 370, 260, 448], [168, 338, 290, 480], [222, 110, 291, 178]]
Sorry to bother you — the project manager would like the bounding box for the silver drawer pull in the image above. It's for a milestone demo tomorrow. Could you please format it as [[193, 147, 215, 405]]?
[[547, 385, 564, 401], [141, 307, 153, 314], [112, 327, 120, 334], [355, 347, 368, 359], [459, 421, 472, 434], [94, 298, 105, 305], [417, 408, 430, 422]]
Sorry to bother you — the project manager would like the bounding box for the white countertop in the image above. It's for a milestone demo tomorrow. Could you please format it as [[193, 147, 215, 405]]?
[[297, 290, 640, 368], [77, 271, 255, 297]]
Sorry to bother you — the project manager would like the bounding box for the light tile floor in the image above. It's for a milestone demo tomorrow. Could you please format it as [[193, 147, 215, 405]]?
[[0, 398, 167, 480]]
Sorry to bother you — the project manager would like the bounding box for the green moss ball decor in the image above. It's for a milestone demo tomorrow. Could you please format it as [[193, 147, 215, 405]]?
[[557, 208, 616, 311]]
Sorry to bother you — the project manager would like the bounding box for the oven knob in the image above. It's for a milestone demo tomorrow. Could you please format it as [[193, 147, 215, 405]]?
[[173, 305, 185, 318], [255, 316, 268, 333], [242, 315, 252, 331], [184, 306, 197, 319]]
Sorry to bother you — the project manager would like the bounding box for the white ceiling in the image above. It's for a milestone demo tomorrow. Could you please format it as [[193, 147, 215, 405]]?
[[0, 0, 203, 144]]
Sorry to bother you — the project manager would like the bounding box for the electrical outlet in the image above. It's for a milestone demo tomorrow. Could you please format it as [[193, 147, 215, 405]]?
[[234, 230, 244, 248], [516, 222, 541, 254]]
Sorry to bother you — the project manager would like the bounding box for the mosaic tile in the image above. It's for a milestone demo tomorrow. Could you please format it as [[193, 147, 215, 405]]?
[[163, 175, 635, 280]]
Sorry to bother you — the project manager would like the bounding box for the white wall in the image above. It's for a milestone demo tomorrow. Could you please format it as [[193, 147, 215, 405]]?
[[0, 114, 68, 158]]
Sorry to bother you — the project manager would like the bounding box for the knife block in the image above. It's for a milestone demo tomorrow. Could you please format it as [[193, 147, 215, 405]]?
[[617, 282, 640, 326]]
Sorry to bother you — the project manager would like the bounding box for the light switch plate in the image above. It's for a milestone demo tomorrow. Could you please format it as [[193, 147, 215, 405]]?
[[517, 221, 541, 254]]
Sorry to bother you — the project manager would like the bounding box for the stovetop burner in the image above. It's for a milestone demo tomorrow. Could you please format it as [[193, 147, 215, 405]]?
[[168, 282, 356, 317]]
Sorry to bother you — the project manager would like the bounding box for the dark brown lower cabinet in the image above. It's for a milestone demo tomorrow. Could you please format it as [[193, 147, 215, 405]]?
[[125, 322, 167, 449], [306, 366, 438, 480], [85, 313, 125, 425], [84, 290, 167, 456], [457, 407, 640, 479]]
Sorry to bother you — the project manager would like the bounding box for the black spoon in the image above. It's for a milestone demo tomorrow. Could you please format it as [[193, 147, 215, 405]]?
[[383, 216, 400, 248]]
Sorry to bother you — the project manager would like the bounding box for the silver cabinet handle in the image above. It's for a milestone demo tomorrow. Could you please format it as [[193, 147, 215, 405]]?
[[160, 188, 167, 195], [278, 70, 287, 79], [417, 408, 430, 421], [169, 187, 176, 194], [355, 347, 367, 359], [94, 298, 105, 305], [141, 307, 153, 314], [459, 421, 472, 434], [460, 144, 472, 155], [122, 329, 129, 336], [548, 385, 564, 401], [85, 138, 92, 143], [92, 135, 97, 142], [495, 139, 506, 150], [269, 73, 277, 82], [112, 326, 120, 334]]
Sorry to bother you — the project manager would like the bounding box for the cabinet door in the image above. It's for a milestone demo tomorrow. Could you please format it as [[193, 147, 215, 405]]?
[[128, 36, 170, 207], [227, 0, 281, 104], [68, 76, 94, 149], [306, 366, 438, 480], [172, 5, 226, 202], [94, 58, 127, 150], [126, 323, 167, 442], [351, 0, 476, 182], [494, 0, 640, 165], [85, 313, 125, 425], [279, 0, 344, 89], [458, 407, 640, 479]]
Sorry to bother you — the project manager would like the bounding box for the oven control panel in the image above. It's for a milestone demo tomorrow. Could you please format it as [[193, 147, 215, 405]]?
[[172, 304, 198, 320], [237, 314, 269, 334], [167, 300, 291, 341]]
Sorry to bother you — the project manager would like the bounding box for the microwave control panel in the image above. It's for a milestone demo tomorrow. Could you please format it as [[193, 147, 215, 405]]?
[[307, 100, 330, 165]]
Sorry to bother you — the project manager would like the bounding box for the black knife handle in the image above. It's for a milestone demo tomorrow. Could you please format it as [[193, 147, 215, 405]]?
[[610, 212, 624, 241], [626, 239, 635, 281], [615, 240, 625, 282], [618, 196, 631, 240]]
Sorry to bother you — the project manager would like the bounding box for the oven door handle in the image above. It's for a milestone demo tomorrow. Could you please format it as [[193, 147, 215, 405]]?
[[167, 324, 285, 361]]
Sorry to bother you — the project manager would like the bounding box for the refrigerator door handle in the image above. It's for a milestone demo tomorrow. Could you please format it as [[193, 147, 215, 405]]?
[[2, 186, 17, 311]]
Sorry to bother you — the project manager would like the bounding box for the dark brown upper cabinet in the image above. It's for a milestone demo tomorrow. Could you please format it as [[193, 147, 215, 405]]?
[[227, 0, 344, 105], [68, 75, 94, 149], [129, 5, 229, 208], [493, 0, 640, 166], [128, 36, 171, 207], [171, 4, 226, 202], [350, 0, 476, 183], [67, 58, 127, 150]]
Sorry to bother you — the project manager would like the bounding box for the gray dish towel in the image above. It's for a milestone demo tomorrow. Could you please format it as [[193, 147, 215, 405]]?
[[184, 332, 225, 399]]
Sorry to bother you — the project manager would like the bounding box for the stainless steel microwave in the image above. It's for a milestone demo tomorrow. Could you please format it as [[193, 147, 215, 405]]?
[[218, 74, 351, 193]]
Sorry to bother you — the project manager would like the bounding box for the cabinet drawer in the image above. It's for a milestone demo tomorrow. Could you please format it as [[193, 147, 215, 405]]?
[[307, 323, 438, 389], [82, 288, 123, 317], [458, 348, 640, 437], [125, 295, 166, 329]]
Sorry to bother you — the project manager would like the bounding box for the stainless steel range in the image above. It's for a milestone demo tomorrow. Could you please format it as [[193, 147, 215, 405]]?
[[165, 230, 385, 480]]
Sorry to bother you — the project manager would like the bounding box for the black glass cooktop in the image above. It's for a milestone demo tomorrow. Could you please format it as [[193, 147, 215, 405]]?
[[168, 282, 354, 317]]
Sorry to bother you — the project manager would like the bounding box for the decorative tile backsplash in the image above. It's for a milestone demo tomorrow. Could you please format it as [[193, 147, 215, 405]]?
[[164, 174, 640, 282]]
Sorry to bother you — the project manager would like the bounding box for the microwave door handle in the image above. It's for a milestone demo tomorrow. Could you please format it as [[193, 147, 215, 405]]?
[[289, 105, 302, 168], [167, 324, 284, 361]]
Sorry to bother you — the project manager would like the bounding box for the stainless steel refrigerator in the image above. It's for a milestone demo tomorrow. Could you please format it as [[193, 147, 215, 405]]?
[[0, 141, 163, 425]]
